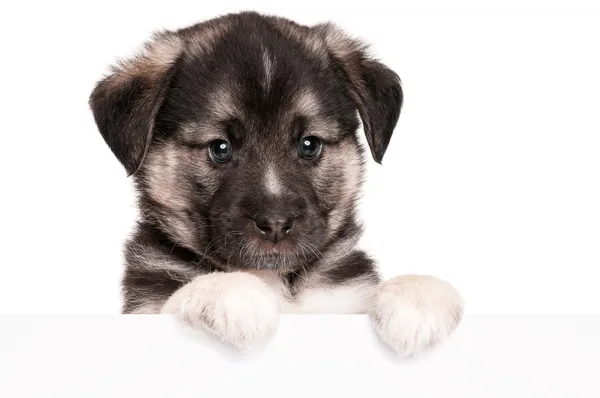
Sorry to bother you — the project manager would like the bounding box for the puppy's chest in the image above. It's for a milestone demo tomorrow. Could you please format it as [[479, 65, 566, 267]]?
[[245, 270, 373, 314]]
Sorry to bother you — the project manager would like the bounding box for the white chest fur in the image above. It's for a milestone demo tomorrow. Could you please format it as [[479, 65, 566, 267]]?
[[245, 270, 376, 314]]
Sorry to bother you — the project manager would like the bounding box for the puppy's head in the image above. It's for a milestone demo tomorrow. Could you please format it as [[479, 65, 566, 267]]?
[[90, 11, 402, 271]]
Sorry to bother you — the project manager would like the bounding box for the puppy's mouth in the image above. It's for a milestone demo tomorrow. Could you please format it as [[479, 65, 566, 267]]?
[[251, 235, 296, 255], [214, 232, 319, 271]]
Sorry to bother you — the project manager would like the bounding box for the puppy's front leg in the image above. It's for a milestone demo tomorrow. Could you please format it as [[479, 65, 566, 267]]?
[[293, 250, 464, 356], [161, 271, 280, 351], [369, 275, 464, 357]]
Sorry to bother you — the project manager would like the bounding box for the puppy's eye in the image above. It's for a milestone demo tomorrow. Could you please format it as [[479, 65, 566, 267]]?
[[208, 140, 232, 163], [298, 136, 322, 160]]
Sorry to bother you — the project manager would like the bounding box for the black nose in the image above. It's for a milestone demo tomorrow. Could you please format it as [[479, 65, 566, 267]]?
[[255, 214, 294, 243]]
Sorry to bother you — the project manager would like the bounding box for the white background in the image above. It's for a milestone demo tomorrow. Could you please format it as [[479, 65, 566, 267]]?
[[0, 0, 599, 315]]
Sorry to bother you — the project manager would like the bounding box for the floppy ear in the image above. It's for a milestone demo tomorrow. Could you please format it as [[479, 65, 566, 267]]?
[[314, 23, 403, 164], [89, 31, 183, 176]]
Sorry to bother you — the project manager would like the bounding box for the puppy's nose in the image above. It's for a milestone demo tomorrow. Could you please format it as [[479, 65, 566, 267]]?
[[255, 214, 293, 243]]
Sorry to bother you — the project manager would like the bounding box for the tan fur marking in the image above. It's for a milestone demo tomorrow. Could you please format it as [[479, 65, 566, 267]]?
[[206, 85, 239, 120], [185, 17, 235, 57], [142, 140, 218, 249], [315, 140, 363, 239], [144, 142, 190, 211], [294, 88, 321, 117], [316, 232, 362, 272], [128, 244, 199, 282], [315, 23, 366, 62], [107, 30, 184, 87], [272, 18, 328, 59], [179, 121, 228, 144], [145, 32, 185, 69], [306, 119, 341, 141], [144, 141, 218, 209]]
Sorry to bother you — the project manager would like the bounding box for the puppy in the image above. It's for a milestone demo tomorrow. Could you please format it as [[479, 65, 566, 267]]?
[[89, 11, 464, 356]]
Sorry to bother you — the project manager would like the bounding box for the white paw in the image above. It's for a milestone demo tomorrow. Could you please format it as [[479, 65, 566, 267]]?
[[369, 275, 464, 357], [161, 271, 280, 351]]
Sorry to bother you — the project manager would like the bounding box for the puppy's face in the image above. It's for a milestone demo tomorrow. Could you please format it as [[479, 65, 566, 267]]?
[[90, 12, 402, 271]]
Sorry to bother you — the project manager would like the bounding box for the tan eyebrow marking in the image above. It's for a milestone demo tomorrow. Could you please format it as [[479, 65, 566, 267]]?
[[178, 121, 227, 146], [304, 119, 341, 142], [293, 88, 341, 141], [294, 87, 321, 117]]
